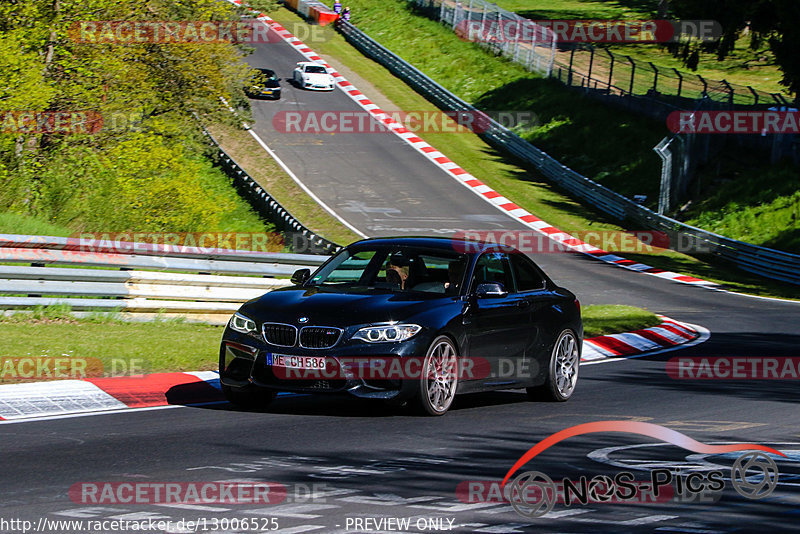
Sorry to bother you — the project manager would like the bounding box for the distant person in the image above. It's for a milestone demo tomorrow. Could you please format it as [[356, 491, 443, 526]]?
[[333, 0, 342, 14], [341, 7, 351, 22]]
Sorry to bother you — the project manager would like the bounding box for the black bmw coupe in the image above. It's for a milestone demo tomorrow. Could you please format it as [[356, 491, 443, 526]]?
[[219, 237, 582, 415]]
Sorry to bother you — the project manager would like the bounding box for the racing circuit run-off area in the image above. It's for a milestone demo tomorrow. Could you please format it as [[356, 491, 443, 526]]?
[[1, 0, 800, 533]]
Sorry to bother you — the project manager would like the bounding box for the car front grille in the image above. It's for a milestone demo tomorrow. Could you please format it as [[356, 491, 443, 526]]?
[[299, 326, 343, 349], [262, 323, 297, 347]]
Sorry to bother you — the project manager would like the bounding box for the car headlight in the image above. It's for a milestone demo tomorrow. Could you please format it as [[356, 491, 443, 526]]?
[[229, 312, 257, 334], [352, 324, 422, 343]]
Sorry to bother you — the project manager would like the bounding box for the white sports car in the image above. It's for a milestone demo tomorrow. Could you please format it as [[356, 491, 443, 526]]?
[[292, 62, 336, 91]]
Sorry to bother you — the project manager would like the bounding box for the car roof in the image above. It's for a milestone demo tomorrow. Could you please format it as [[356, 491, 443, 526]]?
[[347, 236, 519, 255]]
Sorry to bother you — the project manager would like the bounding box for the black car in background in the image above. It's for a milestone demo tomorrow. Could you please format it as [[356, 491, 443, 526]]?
[[219, 237, 582, 415], [245, 68, 281, 99]]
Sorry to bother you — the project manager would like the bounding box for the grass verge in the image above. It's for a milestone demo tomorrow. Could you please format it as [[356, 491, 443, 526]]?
[[582, 304, 661, 338], [266, 6, 800, 299], [0, 307, 221, 384]]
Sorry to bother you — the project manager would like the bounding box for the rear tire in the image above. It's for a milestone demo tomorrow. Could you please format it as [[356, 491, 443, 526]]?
[[222, 384, 277, 410], [527, 329, 579, 402], [414, 336, 459, 416]]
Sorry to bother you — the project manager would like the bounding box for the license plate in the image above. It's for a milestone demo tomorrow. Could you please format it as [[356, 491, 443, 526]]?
[[267, 353, 326, 370]]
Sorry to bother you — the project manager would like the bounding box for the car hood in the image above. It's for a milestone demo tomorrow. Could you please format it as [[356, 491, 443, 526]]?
[[240, 287, 453, 327], [303, 72, 332, 84]]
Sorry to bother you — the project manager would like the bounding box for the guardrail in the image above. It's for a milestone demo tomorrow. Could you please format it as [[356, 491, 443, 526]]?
[[0, 234, 329, 322], [335, 20, 800, 285]]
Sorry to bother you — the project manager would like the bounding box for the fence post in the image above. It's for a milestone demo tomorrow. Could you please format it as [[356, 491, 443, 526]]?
[[567, 46, 575, 86], [586, 46, 594, 84], [627, 56, 635, 95], [529, 22, 538, 71], [513, 19, 522, 61], [747, 86, 759, 105], [673, 68, 683, 98], [607, 50, 615, 92], [481, 3, 487, 45], [698, 74, 708, 97], [650, 62, 658, 93], [721, 79, 734, 106]]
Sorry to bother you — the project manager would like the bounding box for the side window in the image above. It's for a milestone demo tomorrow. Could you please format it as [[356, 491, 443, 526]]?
[[471, 252, 514, 292], [510, 253, 546, 292]]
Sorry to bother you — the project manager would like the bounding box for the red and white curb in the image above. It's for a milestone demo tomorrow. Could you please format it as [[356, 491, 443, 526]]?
[[0, 371, 223, 422], [582, 316, 708, 364], [0, 318, 705, 423], [228, 0, 717, 288]]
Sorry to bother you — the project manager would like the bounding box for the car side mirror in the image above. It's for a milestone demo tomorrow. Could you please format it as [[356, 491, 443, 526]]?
[[475, 282, 507, 298], [291, 268, 311, 285]]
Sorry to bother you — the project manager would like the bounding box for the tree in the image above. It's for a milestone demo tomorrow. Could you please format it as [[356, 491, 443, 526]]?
[[668, 0, 799, 97]]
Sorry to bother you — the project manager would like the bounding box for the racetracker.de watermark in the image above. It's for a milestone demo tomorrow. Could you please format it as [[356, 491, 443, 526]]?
[[271, 110, 537, 134], [667, 110, 800, 134], [455, 19, 721, 43], [451, 230, 714, 254], [667, 357, 800, 380], [0, 357, 146, 380], [69, 20, 330, 44], [69, 482, 286, 505]]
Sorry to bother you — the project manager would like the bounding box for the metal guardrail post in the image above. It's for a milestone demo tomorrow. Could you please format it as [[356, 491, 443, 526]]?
[[654, 137, 673, 215]]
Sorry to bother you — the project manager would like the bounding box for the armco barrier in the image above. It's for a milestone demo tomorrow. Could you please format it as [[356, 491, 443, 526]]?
[[334, 19, 800, 285], [0, 234, 328, 322]]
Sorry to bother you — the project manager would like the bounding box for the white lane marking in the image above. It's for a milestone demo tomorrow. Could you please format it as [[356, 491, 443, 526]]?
[[248, 503, 340, 518], [244, 126, 368, 239], [53, 507, 127, 518], [157, 503, 231, 512], [0, 403, 190, 425], [582, 322, 710, 366], [271, 527, 325, 534]]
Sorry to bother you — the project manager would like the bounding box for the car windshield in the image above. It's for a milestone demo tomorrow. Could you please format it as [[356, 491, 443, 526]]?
[[307, 246, 468, 294], [255, 69, 277, 81], [304, 65, 327, 73]]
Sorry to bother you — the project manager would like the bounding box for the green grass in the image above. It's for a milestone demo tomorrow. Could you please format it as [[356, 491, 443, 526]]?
[[682, 166, 800, 253], [0, 212, 73, 236], [0, 303, 658, 383], [582, 304, 661, 337], [490, 0, 786, 94], [0, 307, 221, 383], [267, 6, 800, 299]]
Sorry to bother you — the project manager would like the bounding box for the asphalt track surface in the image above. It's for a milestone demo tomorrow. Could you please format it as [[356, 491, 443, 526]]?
[[2, 20, 800, 534]]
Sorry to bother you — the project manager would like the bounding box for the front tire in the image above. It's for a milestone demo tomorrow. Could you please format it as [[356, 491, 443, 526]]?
[[527, 329, 579, 402], [414, 336, 459, 416], [222, 384, 277, 410]]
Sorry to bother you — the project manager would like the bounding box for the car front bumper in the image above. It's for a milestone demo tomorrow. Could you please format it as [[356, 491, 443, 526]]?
[[219, 328, 431, 401]]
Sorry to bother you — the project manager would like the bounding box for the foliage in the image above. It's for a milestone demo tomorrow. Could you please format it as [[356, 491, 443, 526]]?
[[670, 0, 800, 95], [0, 0, 270, 233]]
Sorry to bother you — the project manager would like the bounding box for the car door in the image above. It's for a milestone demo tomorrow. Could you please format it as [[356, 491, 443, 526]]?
[[508, 253, 551, 382], [463, 251, 531, 387]]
